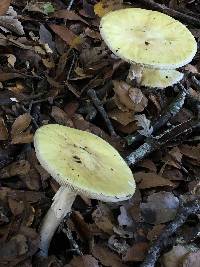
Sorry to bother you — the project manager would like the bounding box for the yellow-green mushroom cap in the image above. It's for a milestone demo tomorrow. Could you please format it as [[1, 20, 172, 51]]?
[[100, 8, 197, 69], [141, 68, 184, 88], [34, 124, 135, 202]]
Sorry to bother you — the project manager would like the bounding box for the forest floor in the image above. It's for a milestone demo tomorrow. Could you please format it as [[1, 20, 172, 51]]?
[[0, 0, 199, 267]]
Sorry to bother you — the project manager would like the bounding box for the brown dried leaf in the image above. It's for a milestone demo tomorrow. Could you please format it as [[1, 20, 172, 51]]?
[[52, 10, 88, 24], [22, 168, 41, 191], [162, 245, 188, 267], [147, 224, 165, 241], [122, 242, 149, 262], [108, 109, 135, 126], [80, 46, 108, 69], [92, 204, 114, 234], [163, 147, 182, 168], [71, 211, 92, 241], [85, 27, 101, 39], [92, 244, 126, 267], [51, 106, 73, 127], [0, 160, 30, 178], [66, 255, 99, 267], [49, 24, 81, 49], [116, 121, 138, 134], [135, 172, 175, 189], [11, 132, 33, 144], [139, 159, 157, 173], [0, 117, 8, 140], [140, 192, 179, 224], [162, 167, 184, 181], [1, 187, 46, 203], [0, 234, 28, 260], [0, 0, 11, 16], [64, 101, 79, 118], [113, 81, 147, 112], [8, 198, 24, 216], [11, 113, 32, 137], [184, 64, 199, 74], [182, 250, 200, 267], [180, 144, 200, 161]]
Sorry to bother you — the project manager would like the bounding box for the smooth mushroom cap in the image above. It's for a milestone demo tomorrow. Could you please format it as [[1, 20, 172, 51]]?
[[100, 8, 197, 69], [140, 68, 184, 88], [34, 124, 135, 202]]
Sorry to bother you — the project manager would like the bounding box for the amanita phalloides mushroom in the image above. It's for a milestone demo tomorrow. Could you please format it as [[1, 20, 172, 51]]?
[[100, 8, 197, 88], [34, 124, 135, 256]]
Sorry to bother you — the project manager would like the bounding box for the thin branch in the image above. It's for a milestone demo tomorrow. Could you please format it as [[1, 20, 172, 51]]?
[[62, 226, 83, 256], [132, 0, 200, 27], [140, 198, 200, 267], [126, 120, 200, 166], [126, 86, 187, 146], [87, 89, 117, 137], [67, 0, 75, 10]]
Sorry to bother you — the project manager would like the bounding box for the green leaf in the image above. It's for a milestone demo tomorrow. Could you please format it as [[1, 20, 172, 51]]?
[[43, 2, 55, 15]]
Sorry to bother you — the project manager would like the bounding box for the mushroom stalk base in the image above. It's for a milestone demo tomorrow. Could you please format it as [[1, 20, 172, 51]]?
[[38, 186, 76, 257]]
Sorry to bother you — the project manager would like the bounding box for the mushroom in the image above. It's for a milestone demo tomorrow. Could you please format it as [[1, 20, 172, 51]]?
[[140, 67, 184, 88], [34, 124, 135, 257], [100, 8, 197, 88]]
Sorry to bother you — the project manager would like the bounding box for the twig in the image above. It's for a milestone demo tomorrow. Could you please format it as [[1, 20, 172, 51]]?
[[191, 76, 200, 92], [67, 0, 75, 10], [126, 86, 187, 146], [126, 120, 200, 166], [87, 89, 117, 137], [140, 198, 200, 267], [62, 226, 83, 256], [132, 0, 200, 27]]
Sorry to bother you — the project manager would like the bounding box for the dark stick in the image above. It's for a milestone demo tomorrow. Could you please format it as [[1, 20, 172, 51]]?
[[191, 76, 200, 92], [87, 89, 117, 137], [132, 0, 200, 27], [140, 198, 200, 267], [62, 227, 83, 256], [126, 86, 187, 146], [126, 120, 200, 166]]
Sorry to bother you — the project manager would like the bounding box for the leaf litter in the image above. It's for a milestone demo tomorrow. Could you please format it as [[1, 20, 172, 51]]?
[[0, 0, 199, 266]]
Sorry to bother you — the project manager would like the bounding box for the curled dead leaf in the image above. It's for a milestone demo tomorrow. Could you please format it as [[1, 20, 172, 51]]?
[[0, 0, 12, 16], [135, 172, 175, 189], [0, 117, 8, 140], [162, 245, 189, 267], [113, 80, 148, 112], [122, 242, 149, 262], [11, 132, 33, 144], [92, 204, 115, 234], [49, 24, 82, 50], [51, 106, 73, 127], [92, 244, 126, 267], [108, 109, 135, 126], [0, 160, 30, 178], [11, 113, 32, 137]]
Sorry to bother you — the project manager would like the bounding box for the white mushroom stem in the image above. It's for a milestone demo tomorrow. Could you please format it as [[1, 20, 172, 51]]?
[[38, 186, 77, 257]]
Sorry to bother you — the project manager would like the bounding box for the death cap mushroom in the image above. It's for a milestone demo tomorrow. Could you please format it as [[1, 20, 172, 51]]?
[[100, 8, 197, 69], [34, 124, 135, 202]]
